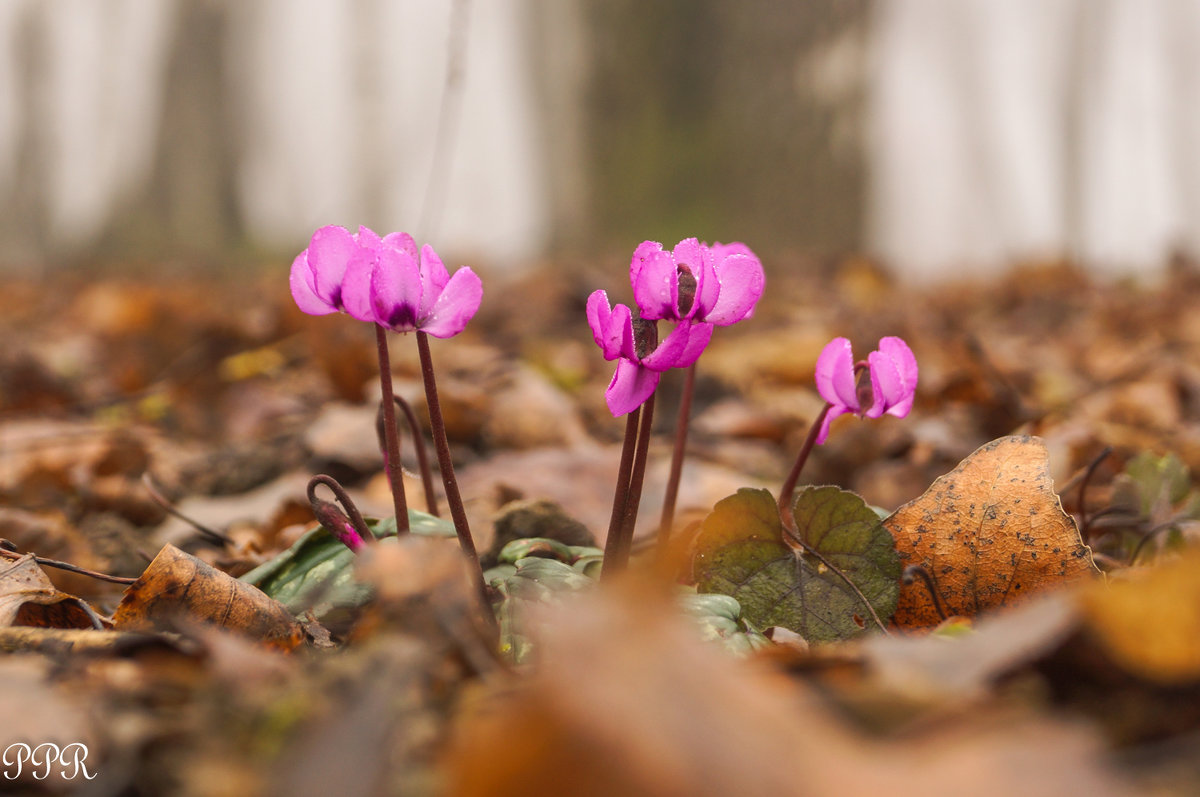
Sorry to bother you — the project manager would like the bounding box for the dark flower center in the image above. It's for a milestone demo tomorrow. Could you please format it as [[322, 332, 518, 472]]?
[[676, 264, 697, 316], [632, 316, 658, 360]]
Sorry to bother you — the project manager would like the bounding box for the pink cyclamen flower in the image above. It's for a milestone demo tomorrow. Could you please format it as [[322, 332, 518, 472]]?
[[587, 290, 713, 416], [290, 225, 482, 338], [630, 238, 764, 325], [814, 336, 918, 444]]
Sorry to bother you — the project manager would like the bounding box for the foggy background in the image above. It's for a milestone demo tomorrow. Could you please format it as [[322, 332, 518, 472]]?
[[2, 0, 1198, 280]]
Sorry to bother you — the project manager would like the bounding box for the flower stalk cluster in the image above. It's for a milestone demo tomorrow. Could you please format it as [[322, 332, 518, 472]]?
[[291, 225, 486, 602], [588, 238, 765, 574]]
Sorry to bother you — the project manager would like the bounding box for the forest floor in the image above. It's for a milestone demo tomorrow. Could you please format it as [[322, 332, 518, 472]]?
[[2, 256, 1200, 795]]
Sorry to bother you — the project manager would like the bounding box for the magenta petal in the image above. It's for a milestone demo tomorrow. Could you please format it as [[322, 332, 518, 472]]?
[[815, 404, 853, 445], [290, 252, 338, 315], [340, 250, 379, 322], [370, 247, 423, 331], [355, 225, 382, 249], [632, 249, 679, 321], [586, 291, 634, 360], [706, 253, 765, 325], [606, 359, 660, 417], [879, 336, 918, 395], [815, 337, 859, 411], [420, 266, 483, 338], [307, 225, 359, 304], [867, 337, 918, 418], [417, 244, 451, 319], [641, 320, 690, 371], [674, 322, 714, 368], [692, 246, 721, 320], [381, 231, 418, 259]]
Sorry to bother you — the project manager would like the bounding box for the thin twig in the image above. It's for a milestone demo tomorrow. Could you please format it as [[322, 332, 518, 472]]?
[[0, 548, 137, 586], [1075, 446, 1112, 542], [141, 473, 230, 545]]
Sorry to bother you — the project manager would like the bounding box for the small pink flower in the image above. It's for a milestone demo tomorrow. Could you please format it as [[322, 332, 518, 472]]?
[[587, 290, 712, 416], [630, 238, 764, 325], [290, 225, 481, 338], [814, 336, 918, 444]]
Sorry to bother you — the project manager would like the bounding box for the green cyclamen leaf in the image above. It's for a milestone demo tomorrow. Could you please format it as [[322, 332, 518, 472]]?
[[691, 486, 900, 643], [240, 510, 455, 625]]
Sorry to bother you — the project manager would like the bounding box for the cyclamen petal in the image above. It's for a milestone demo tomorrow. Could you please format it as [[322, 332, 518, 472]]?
[[815, 404, 853, 445], [417, 244, 451, 319], [641, 319, 694, 371], [340, 249, 382, 323], [369, 247, 423, 330], [705, 252, 765, 325], [815, 337, 860, 412], [586, 291, 635, 361], [290, 252, 338, 315], [307, 225, 358, 305], [631, 247, 679, 321], [606, 358, 661, 417], [866, 336, 918, 418], [420, 266, 483, 339]]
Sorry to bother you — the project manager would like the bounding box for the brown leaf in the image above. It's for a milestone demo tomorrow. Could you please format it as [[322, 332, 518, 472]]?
[[445, 582, 1129, 797], [887, 436, 1099, 629], [1079, 546, 1200, 684], [0, 554, 102, 629], [113, 544, 303, 650]]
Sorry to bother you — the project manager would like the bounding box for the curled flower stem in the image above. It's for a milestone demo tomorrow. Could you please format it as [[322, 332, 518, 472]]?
[[603, 406, 642, 577], [415, 331, 486, 584], [778, 402, 831, 524], [658, 362, 696, 549], [375, 325, 410, 533], [307, 474, 372, 547], [378, 395, 440, 517], [902, 564, 949, 621]]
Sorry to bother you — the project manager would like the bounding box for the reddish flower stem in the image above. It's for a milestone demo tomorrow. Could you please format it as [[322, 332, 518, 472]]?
[[778, 402, 831, 524], [380, 396, 440, 517], [375, 324, 410, 533], [415, 331, 484, 582], [603, 405, 642, 577], [618, 392, 656, 564], [657, 362, 696, 549]]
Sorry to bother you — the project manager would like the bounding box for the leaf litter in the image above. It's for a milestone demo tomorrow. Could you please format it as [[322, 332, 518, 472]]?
[[2, 262, 1200, 793]]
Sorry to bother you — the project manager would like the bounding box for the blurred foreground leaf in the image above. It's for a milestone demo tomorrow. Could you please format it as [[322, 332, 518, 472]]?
[[691, 487, 899, 643], [241, 510, 454, 627]]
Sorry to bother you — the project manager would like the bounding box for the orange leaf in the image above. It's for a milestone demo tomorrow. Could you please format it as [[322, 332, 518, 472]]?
[[0, 555, 102, 629], [886, 436, 1099, 629], [113, 545, 303, 651]]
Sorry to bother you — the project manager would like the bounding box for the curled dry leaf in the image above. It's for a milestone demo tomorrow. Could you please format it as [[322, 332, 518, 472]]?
[[886, 436, 1099, 629], [0, 554, 103, 629], [114, 544, 303, 651]]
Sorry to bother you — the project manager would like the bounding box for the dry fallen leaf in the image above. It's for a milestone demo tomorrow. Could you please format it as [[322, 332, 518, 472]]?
[[886, 436, 1099, 629], [1079, 545, 1200, 685], [113, 544, 304, 650], [445, 581, 1129, 797], [0, 554, 103, 629]]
